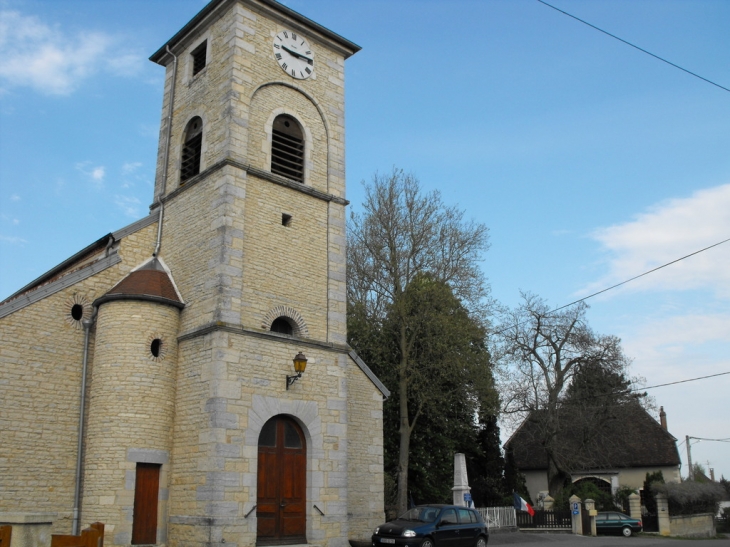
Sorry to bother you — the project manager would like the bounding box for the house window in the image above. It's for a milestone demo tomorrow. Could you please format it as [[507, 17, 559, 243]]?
[[271, 115, 304, 182], [191, 41, 207, 76], [181, 117, 203, 182]]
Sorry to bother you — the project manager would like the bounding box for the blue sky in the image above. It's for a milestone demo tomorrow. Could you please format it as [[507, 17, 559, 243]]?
[[1, 0, 728, 479]]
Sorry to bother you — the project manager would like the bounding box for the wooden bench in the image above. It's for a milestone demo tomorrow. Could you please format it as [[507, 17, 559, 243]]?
[[51, 523, 104, 547]]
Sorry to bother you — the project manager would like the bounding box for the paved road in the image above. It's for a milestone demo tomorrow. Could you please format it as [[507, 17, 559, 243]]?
[[489, 531, 730, 546]]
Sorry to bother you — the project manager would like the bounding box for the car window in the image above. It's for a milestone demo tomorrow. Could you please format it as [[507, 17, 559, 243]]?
[[468, 510, 480, 523], [399, 507, 439, 523], [421, 508, 439, 523], [457, 509, 471, 523], [440, 509, 458, 525], [596, 514, 607, 521], [608, 514, 621, 521]]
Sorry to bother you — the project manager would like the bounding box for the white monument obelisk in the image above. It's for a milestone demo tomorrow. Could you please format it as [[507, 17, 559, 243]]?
[[452, 453, 472, 507]]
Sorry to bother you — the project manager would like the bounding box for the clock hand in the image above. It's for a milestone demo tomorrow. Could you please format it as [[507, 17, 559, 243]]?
[[282, 45, 313, 63]]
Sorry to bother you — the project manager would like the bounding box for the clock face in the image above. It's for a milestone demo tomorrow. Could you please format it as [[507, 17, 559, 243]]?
[[273, 30, 314, 80]]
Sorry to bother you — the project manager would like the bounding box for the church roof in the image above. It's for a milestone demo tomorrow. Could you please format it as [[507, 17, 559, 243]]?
[[150, 0, 361, 64], [95, 258, 184, 309], [505, 404, 681, 471]]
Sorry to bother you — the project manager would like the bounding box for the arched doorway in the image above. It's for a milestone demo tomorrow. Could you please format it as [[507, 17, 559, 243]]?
[[573, 476, 612, 496], [257, 415, 306, 545]]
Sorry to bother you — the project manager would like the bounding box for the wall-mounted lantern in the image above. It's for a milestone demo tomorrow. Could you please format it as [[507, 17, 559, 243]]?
[[286, 352, 307, 390]]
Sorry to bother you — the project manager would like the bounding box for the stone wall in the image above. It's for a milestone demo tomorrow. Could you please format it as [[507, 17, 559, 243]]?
[[82, 299, 180, 545], [168, 331, 359, 547], [346, 358, 385, 541], [0, 223, 157, 532], [669, 513, 716, 538]]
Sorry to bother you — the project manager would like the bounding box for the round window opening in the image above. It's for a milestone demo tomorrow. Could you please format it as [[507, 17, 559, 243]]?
[[150, 338, 162, 358], [71, 304, 84, 321]]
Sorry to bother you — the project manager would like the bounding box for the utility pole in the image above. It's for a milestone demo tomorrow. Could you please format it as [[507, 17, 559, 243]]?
[[686, 435, 693, 480]]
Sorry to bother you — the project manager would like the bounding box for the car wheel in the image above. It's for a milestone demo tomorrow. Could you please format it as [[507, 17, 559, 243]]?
[[475, 536, 488, 547], [622, 526, 632, 537], [420, 538, 434, 547]]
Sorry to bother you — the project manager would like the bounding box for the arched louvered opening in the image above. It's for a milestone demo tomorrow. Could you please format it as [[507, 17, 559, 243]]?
[[181, 117, 203, 183], [271, 115, 304, 182], [270, 316, 294, 336]]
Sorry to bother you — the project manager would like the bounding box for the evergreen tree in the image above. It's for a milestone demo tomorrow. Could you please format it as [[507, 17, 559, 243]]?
[[349, 273, 498, 511]]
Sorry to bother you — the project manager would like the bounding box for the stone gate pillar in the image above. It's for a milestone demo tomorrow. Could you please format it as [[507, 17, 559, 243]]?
[[656, 493, 670, 537], [543, 495, 554, 510], [569, 495, 582, 535], [584, 499, 596, 536], [628, 492, 641, 519]]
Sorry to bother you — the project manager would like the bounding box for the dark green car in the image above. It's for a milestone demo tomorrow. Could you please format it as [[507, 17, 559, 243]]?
[[595, 512, 643, 537]]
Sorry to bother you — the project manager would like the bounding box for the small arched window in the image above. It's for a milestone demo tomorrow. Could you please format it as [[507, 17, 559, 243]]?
[[181, 117, 203, 183], [271, 115, 304, 183], [270, 316, 294, 335]]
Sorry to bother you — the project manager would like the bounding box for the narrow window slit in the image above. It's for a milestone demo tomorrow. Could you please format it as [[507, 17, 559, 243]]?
[[181, 117, 203, 183], [191, 41, 207, 76]]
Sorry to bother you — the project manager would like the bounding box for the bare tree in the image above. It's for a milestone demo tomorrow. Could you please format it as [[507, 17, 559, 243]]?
[[348, 169, 491, 513], [496, 293, 633, 495]]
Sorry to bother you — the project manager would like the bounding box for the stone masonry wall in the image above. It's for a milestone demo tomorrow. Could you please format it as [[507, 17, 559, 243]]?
[[0, 223, 158, 532], [168, 331, 354, 547], [346, 357, 385, 541], [82, 299, 180, 546], [151, 1, 348, 342], [154, 1, 348, 200], [241, 177, 328, 340]]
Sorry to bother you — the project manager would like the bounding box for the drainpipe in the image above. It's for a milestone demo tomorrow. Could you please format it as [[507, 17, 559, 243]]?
[[72, 305, 98, 535], [153, 45, 178, 258]]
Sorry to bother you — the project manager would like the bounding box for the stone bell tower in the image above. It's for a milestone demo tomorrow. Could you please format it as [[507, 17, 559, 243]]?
[[107, 2, 391, 547]]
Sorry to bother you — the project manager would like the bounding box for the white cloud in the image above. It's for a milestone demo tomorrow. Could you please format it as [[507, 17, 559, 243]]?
[[10, 194, 20, 201], [583, 184, 730, 299], [114, 195, 141, 217], [622, 313, 730, 377], [122, 162, 142, 174], [0, 10, 144, 95], [75, 161, 105, 187], [0, 234, 27, 244]]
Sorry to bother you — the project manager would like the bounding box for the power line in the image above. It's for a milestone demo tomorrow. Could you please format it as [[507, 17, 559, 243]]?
[[492, 236, 730, 337], [501, 370, 730, 413], [632, 371, 730, 392], [536, 0, 730, 94], [552, 236, 730, 314], [689, 436, 730, 443]]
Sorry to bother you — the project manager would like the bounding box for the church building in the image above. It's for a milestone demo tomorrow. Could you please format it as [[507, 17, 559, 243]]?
[[0, 1, 389, 547]]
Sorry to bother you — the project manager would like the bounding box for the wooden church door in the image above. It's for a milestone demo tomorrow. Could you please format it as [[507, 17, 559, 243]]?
[[257, 416, 306, 545]]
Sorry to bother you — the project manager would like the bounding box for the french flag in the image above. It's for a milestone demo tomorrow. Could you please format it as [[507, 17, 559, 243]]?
[[513, 492, 535, 516]]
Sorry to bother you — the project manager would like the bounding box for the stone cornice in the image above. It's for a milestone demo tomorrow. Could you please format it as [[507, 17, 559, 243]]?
[[151, 158, 348, 211], [177, 320, 349, 353], [176, 321, 391, 398]]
